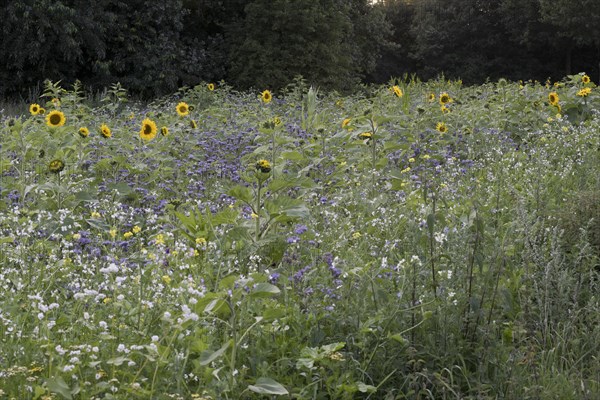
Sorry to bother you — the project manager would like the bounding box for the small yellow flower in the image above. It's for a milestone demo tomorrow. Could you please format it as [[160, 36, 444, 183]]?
[[251, 212, 259, 219], [428, 93, 435, 102], [352, 232, 361, 239], [160, 126, 169, 136], [109, 229, 117, 239], [195, 237, 207, 246], [91, 211, 101, 219], [422, 154, 431, 160], [155, 234, 165, 245], [408, 157, 415, 163], [342, 118, 352, 129], [392, 85, 403, 97], [577, 87, 591, 97], [132, 225, 141, 234], [52, 98, 61, 107], [162, 275, 172, 285], [401, 167, 411, 173], [123, 232, 133, 239], [358, 131, 373, 141], [207, 83, 215, 91], [72, 233, 81, 241]]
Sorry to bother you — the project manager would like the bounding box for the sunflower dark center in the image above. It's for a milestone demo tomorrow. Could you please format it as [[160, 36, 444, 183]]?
[[144, 124, 152, 135], [50, 114, 61, 124]]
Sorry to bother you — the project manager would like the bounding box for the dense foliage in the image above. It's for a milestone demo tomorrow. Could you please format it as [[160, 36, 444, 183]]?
[[0, 75, 599, 398], [1, 0, 599, 98]]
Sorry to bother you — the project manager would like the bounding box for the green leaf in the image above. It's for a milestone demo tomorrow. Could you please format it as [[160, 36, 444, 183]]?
[[358, 382, 377, 393], [248, 377, 289, 395], [106, 356, 129, 366], [108, 182, 133, 196], [228, 185, 253, 204], [250, 283, 281, 298], [199, 340, 231, 366], [46, 376, 73, 400]]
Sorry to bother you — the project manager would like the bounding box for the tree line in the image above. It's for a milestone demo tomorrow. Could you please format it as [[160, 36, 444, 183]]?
[[1, 0, 599, 98]]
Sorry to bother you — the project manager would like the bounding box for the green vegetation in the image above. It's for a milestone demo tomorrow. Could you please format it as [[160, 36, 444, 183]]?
[[0, 75, 599, 398]]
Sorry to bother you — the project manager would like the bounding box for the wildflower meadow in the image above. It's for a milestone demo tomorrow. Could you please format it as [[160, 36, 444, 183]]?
[[0, 75, 599, 399]]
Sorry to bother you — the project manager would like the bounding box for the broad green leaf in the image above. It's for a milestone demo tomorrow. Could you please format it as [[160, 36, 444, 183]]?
[[248, 377, 289, 395], [46, 376, 72, 400], [250, 283, 281, 298], [199, 340, 231, 366]]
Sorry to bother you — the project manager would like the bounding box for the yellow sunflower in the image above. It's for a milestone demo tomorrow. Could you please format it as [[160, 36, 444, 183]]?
[[548, 92, 559, 106], [577, 87, 592, 97], [161, 126, 169, 136], [78, 127, 89, 138], [261, 90, 272, 103], [439, 92, 452, 105], [176, 102, 190, 117], [358, 131, 373, 140], [582, 74, 591, 84], [207, 83, 215, 91], [342, 118, 351, 129], [436, 122, 447, 133], [29, 103, 41, 115], [428, 93, 436, 102], [256, 159, 272, 173], [46, 110, 66, 127], [100, 124, 112, 138], [48, 159, 65, 174], [139, 118, 157, 141], [190, 120, 197, 129], [38, 108, 46, 115], [392, 85, 403, 98]]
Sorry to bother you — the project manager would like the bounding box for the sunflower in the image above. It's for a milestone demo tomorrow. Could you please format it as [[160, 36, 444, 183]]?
[[256, 159, 272, 173], [48, 159, 65, 174], [439, 92, 452, 105], [428, 93, 436, 102], [29, 103, 41, 115], [46, 110, 66, 127], [342, 118, 351, 129], [436, 122, 447, 133], [358, 131, 373, 140], [176, 102, 190, 117], [78, 127, 89, 138], [190, 120, 197, 129], [207, 83, 215, 91], [161, 126, 169, 136], [273, 116, 282, 126], [392, 85, 403, 98], [582, 74, 591, 84], [38, 108, 46, 115], [548, 92, 559, 106], [100, 124, 112, 138], [261, 90, 272, 103], [139, 118, 157, 141], [577, 87, 592, 97]]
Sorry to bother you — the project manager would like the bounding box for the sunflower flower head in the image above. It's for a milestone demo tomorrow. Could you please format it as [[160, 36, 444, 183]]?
[[392, 85, 403, 98], [428, 93, 436, 102], [439, 92, 453, 105], [577, 87, 592, 97], [29, 103, 41, 115], [548, 92, 559, 106], [48, 159, 65, 174], [176, 102, 190, 117], [78, 127, 89, 138], [46, 110, 66, 128], [256, 159, 272, 173], [436, 122, 448, 133], [358, 131, 373, 141], [261, 90, 272, 104], [139, 118, 157, 141], [207, 83, 215, 91], [100, 124, 112, 138], [582, 74, 591, 84], [161, 126, 169, 136]]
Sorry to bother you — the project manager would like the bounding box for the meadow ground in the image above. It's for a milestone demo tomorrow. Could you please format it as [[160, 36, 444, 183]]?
[[0, 76, 599, 399]]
